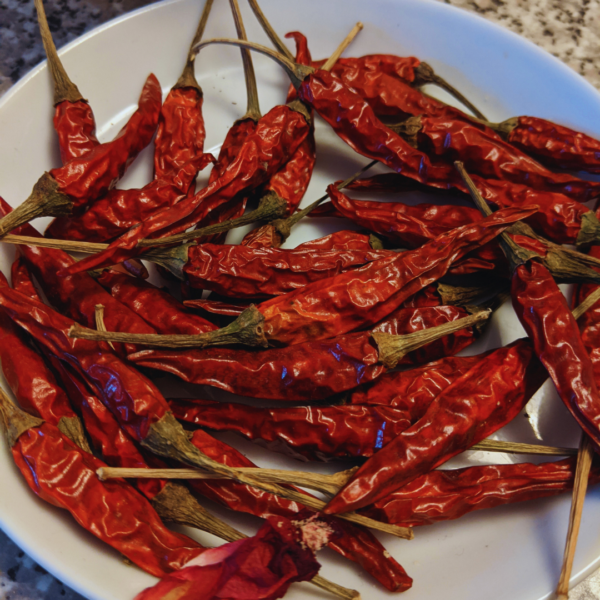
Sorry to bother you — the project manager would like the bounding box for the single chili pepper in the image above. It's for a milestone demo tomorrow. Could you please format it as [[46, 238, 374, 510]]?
[[186, 428, 412, 592], [128, 305, 484, 401], [33, 0, 99, 163], [45, 2, 216, 243], [0, 73, 162, 237], [489, 116, 600, 174], [362, 457, 600, 528], [171, 399, 411, 461], [0, 286, 408, 537], [179, 242, 391, 299], [458, 162, 600, 451], [185, 297, 252, 317], [95, 270, 217, 335], [134, 515, 326, 600], [340, 171, 600, 246], [71, 205, 529, 350], [0, 388, 206, 577], [0, 198, 156, 357], [324, 338, 548, 514], [0, 270, 89, 451]]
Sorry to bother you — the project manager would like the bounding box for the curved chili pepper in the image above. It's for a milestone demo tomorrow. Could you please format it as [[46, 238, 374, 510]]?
[[181, 242, 390, 299], [171, 399, 411, 461], [96, 270, 217, 335], [363, 458, 600, 528], [497, 116, 600, 174], [186, 429, 412, 592], [324, 338, 548, 514], [0, 393, 205, 577], [128, 304, 479, 401]]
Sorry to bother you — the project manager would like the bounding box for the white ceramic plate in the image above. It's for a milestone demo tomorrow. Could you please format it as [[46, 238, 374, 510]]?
[[1, 0, 600, 598]]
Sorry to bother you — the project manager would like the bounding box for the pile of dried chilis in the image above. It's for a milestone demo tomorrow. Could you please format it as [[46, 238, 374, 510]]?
[[2, 0, 600, 598]]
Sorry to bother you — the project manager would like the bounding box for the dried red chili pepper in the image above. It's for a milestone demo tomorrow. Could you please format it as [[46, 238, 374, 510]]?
[[128, 305, 482, 401], [187, 428, 412, 592], [492, 116, 600, 174], [362, 458, 600, 528], [185, 297, 251, 317], [0, 388, 205, 577], [0, 73, 162, 237], [134, 516, 324, 600], [45, 2, 216, 243], [294, 229, 377, 251], [33, 0, 99, 163], [95, 270, 217, 335], [171, 399, 411, 461], [324, 338, 548, 514]]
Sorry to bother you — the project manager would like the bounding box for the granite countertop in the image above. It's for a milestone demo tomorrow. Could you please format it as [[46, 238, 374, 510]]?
[[1, 0, 600, 599]]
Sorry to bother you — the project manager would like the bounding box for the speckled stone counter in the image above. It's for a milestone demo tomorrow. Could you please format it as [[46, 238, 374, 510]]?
[[1, 1, 600, 599]]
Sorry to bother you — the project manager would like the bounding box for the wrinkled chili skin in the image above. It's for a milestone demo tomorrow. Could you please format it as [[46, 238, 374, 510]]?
[[11, 422, 203, 576], [45, 158, 210, 243], [324, 339, 547, 514], [96, 270, 217, 335], [0, 197, 156, 358], [363, 458, 600, 527], [186, 429, 412, 592], [313, 55, 421, 83], [11, 257, 39, 299], [255, 206, 533, 346], [154, 86, 207, 182], [69, 104, 310, 274], [0, 308, 78, 426], [0, 285, 168, 442], [417, 113, 599, 202], [344, 171, 589, 246], [506, 116, 600, 174], [170, 399, 412, 461], [129, 304, 477, 401], [50, 74, 162, 212], [295, 230, 375, 251], [512, 260, 600, 447], [349, 353, 489, 419], [183, 243, 390, 299], [53, 100, 99, 163]]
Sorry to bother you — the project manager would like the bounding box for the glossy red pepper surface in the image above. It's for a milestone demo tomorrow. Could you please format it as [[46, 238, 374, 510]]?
[[9, 420, 203, 577], [53, 100, 99, 163], [324, 339, 547, 514], [171, 399, 411, 461]]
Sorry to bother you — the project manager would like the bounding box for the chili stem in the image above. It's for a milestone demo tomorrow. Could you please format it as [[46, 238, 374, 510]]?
[[94, 304, 115, 350], [247, 0, 295, 61], [321, 23, 364, 72], [229, 0, 261, 121], [175, 0, 214, 89], [373, 309, 491, 369], [414, 62, 486, 120], [556, 433, 594, 600], [0, 233, 107, 253], [34, 0, 83, 104]]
